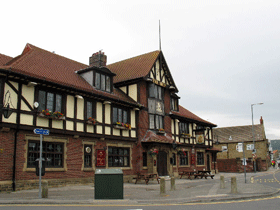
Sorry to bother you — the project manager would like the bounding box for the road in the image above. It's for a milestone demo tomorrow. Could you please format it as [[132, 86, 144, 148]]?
[[1, 170, 280, 210]]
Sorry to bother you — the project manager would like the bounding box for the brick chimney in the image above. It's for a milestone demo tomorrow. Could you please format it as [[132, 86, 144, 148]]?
[[89, 51, 107, 67], [260, 116, 263, 124]]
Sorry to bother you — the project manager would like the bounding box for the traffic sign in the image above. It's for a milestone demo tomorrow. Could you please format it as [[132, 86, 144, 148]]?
[[33, 128, 49, 135]]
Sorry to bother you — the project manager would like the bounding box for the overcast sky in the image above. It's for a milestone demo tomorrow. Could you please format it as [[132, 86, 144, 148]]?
[[1, 0, 280, 139]]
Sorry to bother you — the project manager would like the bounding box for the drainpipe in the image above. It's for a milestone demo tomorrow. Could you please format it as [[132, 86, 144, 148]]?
[[12, 83, 22, 191]]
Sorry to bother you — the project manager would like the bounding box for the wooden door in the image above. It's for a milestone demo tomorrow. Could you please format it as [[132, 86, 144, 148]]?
[[157, 151, 168, 176]]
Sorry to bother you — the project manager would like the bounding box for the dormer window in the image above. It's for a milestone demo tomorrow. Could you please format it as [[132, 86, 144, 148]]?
[[94, 72, 111, 92]]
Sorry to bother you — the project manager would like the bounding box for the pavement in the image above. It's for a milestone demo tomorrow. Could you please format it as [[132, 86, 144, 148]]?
[[1, 168, 280, 205]]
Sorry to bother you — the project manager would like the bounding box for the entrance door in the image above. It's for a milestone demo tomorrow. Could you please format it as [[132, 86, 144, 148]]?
[[157, 151, 168, 176], [207, 154, 211, 171]]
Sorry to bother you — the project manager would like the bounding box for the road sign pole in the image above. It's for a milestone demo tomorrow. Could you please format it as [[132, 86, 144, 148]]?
[[39, 133, 43, 199]]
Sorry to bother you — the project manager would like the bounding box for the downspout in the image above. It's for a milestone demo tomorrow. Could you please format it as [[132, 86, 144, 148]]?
[[12, 83, 22, 191]]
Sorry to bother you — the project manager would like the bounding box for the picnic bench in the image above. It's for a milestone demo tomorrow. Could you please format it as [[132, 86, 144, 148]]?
[[133, 172, 160, 184], [194, 170, 215, 179], [179, 170, 196, 179]]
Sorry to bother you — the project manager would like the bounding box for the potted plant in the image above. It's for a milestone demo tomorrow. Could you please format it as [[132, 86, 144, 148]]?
[[148, 148, 159, 156], [87, 117, 98, 125], [39, 109, 65, 120]]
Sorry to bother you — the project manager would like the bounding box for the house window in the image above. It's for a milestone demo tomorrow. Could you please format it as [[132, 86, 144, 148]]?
[[86, 100, 96, 119], [143, 152, 147, 167], [149, 114, 164, 130], [84, 145, 92, 168], [27, 141, 63, 168], [197, 152, 204, 165], [108, 147, 130, 167], [179, 122, 189, 135], [171, 97, 178, 111], [180, 152, 188, 165], [113, 107, 128, 124], [38, 90, 62, 113], [149, 83, 164, 100], [170, 153, 176, 165], [94, 72, 111, 92]]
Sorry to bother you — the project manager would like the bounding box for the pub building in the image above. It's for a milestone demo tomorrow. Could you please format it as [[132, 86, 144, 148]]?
[[0, 44, 218, 191]]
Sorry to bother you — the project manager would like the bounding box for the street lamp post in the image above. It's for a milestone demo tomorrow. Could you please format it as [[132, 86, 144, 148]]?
[[251, 103, 263, 173]]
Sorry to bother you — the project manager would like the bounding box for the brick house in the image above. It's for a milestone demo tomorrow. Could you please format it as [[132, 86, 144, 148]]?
[[213, 117, 270, 172], [0, 44, 218, 191]]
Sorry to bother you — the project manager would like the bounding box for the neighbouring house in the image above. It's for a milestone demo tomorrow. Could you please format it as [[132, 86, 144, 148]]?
[[0, 44, 218, 192], [213, 117, 270, 173]]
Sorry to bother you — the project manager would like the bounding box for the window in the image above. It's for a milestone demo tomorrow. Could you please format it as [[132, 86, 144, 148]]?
[[179, 122, 189, 135], [170, 153, 176, 165], [171, 97, 178, 111], [38, 90, 62, 112], [27, 141, 63, 168], [197, 152, 204, 165], [108, 147, 130, 167], [143, 152, 147, 167], [86, 101, 96, 119], [84, 145, 92, 168], [149, 114, 164, 130], [113, 107, 128, 124], [149, 83, 164, 100], [94, 72, 111, 92], [180, 151, 188, 165]]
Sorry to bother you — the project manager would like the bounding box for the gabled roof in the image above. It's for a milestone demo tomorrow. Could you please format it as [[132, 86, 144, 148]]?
[[171, 105, 216, 127], [141, 130, 174, 144], [213, 124, 266, 143], [0, 44, 138, 106], [0, 53, 12, 65], [107, 50, 161, 84]]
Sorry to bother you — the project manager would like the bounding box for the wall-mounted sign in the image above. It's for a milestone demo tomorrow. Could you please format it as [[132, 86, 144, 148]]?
[[196, 134, 204, 144], [96, 149, 106, 167]]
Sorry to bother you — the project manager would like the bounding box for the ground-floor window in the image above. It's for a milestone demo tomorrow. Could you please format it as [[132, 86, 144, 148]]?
[[143, 152, 147, 167], [180, 152, 188, 165], [197, 152, 204, 165], [27, 141, 64, 168], [108, 147, 130, 167], [84, 145, 92, 168]]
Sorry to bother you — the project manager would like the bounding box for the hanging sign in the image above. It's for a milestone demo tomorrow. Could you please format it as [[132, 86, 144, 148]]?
[[96, 149, 106, 167]]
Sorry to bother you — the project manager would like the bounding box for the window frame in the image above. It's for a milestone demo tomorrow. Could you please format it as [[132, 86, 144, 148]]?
[[108, 147, 130, 167], [179, 151, 189, 166], [27, 140, 64, 168], [170, 97, 178, 111], [84, 144, 93, 168], [37, 89, 64, 113], [179, 122, 189, 135], [197, 152, 204, 165], [94, 71, 111, 92], [149, 83, 164, 100], [112, 107, 129, 124], [149, 114, 164, 130]]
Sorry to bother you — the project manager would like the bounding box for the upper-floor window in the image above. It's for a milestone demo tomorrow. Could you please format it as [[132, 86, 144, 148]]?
[[179, 122, 189, 135], [94, 72, 111, 92], [38, 90, 62, 113], [196, 125, 204, 130], [171, 97, 178, 111], [149, 114, 164, 130], [113, 107, 128, 124], [85, 100, 96, 119], [149, 83, 164, 100]]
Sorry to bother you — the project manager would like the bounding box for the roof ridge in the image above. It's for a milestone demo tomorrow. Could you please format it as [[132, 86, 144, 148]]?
[[214, 124, 261, 129], [108, 50, 160, 66]]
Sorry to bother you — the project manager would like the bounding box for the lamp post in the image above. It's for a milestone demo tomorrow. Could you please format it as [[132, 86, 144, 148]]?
[[251, 103, 263, 173]]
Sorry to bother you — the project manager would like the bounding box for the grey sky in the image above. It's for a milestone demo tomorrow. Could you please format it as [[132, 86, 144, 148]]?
[[1, 0, 279, 139]]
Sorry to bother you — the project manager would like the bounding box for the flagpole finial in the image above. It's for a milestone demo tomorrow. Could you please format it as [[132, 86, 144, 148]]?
[[159, 20, 161, 51]]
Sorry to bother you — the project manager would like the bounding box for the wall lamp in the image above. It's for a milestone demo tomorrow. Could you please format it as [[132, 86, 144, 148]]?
[[2, 90, 14, 119]]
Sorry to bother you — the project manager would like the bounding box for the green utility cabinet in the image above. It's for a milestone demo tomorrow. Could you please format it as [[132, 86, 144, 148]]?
[[94, 169, 123, 199]]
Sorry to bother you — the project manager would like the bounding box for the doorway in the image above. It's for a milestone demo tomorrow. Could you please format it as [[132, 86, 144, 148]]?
[[157, 151, 168, 176], [207, 154, 211, 171]]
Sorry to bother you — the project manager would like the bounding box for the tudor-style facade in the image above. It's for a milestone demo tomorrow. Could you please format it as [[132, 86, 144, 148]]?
[[0, 44, 218, 192]]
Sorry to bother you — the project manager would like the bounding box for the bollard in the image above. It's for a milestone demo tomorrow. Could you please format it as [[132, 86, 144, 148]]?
[[160, 178, 166, 196], [220, 175, 225, 189], [250, 176, 254, 183], [170, 177, 175, 191], [41, 180, 48, 198], [231, 177, 237, 194]]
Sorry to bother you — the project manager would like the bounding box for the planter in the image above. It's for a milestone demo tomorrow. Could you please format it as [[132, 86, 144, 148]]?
[[38, 113, 65, 120], [114, 125, 130, 130], [86, 120, 99, 125]]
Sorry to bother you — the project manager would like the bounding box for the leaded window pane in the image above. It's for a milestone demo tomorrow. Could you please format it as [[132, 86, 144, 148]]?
[[95, 72, 100, 89], [56, 94, 62, 112], [106, 76, 111, 92], [149, 114, 155, 129], [101, 74, 106, 91], [123, 110, 128, 123], [113, 107, 118, 123], [87, 101, 93, 119], [118, 108, 122, 122], [46, 92, 54, 112], [38, 90, 46, 111]]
